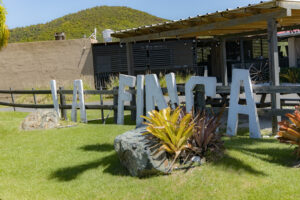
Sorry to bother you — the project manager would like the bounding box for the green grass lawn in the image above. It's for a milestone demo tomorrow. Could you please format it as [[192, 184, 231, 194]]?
[[0, 111, 300, 200]]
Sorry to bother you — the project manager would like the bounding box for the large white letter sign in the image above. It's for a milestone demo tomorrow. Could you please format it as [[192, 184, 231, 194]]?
[[50, 80, 60, 118], [71, 80, 87, 123], [145, 74, 168, 115], [185, 76, 217, 113], [166, 73, 179, 109], [136, 75, 144, 127], [117, 74, 136, 125], [226, 69, 261, 138]]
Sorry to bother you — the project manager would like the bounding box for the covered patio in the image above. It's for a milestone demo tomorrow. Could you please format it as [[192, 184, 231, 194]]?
[[111, 0, 300, 134]]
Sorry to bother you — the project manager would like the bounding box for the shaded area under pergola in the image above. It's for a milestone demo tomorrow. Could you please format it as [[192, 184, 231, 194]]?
[[111, 0, 300, 134]]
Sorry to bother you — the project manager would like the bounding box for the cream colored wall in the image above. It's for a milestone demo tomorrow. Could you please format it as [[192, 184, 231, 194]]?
[[288, 37, 297, 67], [0, 39, 95, 89]]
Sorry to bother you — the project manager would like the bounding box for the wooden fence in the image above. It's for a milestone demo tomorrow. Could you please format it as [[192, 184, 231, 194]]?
[[0, 87, 130, 123], [0, 85, 299, 133]]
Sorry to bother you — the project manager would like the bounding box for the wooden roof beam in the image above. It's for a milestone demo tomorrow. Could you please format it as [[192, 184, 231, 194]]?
[[277, 1, 300, 16], [120, 9, 287, 43]]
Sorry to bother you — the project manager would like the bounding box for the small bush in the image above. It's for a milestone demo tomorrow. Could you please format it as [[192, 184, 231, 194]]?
[[277, 106, 300, 158], [142, 106, 224, 172], [159, 73, 194, 88], [280, 68, 300, 83], [105, 75, 120, 91], [186, 108, 225, 162], [141, 107, 195, 171]]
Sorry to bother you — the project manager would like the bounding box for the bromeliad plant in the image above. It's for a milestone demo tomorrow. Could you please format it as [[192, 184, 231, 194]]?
[[187, 108, 225, 161], [141, 107, 195, 170], [142, 106, 225, 171], [277, 106, 300, 158]]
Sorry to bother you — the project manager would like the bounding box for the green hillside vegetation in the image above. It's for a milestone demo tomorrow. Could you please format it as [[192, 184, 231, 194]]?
[[9, 6, 167, 43]]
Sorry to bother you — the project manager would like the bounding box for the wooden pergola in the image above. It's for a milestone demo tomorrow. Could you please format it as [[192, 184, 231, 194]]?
[[111, 0, 300, 133]]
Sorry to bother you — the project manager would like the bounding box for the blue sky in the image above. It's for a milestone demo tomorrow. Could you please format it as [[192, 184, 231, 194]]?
[[4, 0, 262, 29]]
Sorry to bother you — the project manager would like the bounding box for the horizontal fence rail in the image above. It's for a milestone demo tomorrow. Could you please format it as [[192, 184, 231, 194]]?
[[0, 89, 117, 95], [0, 85, 299, 125], [2, 85, 300, 96]]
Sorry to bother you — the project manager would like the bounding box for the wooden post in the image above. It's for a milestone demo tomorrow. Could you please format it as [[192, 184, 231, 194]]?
[[268, 18, 281, 135], [100, 94, 105, 123], [211, 42, 222, 81], [113, 87, 118, 124], [126, 42, 134, 75], [10, 88, 16, 112], [59, 87, 67, 120], [99, 83, 105, 123], [260, 38, 263, 57], [130, 87, 136, 121], [220, 39, 228, 86], [32, 88, 37, 108], [240, 39, 245, 69], [194, 85, 205, 114]]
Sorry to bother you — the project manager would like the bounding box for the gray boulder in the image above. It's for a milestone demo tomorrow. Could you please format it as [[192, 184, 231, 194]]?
[[21, 109, 59, 131], [114, 127, 171, 177]]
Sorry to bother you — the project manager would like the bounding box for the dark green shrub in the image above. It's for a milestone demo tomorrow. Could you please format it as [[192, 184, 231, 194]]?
[[280, 68, 300, 83]]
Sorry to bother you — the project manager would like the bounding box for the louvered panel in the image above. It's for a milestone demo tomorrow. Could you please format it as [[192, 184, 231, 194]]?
[[93, 46, 113, 73], [133, 43, 148, 70], [149, 49, 172, 69], [111, 47, 127, 72], [92, 39, 197, 81], [165, 39, 196, 69], [92, 44, 127, 73]]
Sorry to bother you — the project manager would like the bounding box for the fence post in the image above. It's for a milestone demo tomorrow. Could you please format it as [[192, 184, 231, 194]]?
[[113, 87, 118, 124], [59, 87, 67, 120], [130, 87, 136, 121], [100, 94, 105, 123], [10, 88, 16, 112], [32, 88, 37, 109], [194, 85, 205, 114], [99, 84, 105, 123]]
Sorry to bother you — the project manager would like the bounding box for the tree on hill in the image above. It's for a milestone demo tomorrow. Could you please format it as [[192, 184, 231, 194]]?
[[9, 6, 167, 43], [0, 2, 9, 49]]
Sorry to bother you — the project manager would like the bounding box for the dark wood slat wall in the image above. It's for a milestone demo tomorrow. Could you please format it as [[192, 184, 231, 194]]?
[[92, 43, 128, 88], [92, 39, 197, 87], [133, 39, 196, 72], [132, 42, 148, 71], [92, 43, 128, 73]]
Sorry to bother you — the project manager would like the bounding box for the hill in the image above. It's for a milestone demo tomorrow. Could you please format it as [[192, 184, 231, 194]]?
[[9, 6, 167, 43]]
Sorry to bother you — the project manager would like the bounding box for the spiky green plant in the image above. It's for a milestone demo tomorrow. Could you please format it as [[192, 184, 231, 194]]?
[[187, 108, 225, 161], [141, 107, 195, 170], [105, 75, 119, 90], [280, 69, 300, 83], [277, 106, 300, 158], [159, 73, 194, 88]]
